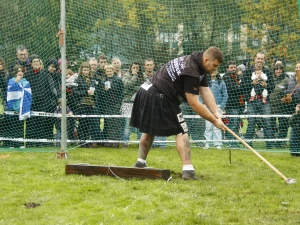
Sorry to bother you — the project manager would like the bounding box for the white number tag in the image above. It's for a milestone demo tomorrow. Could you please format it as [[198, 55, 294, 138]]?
[[141, 80, 153, 90]]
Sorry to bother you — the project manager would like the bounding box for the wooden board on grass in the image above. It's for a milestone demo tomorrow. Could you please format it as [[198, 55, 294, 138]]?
[[65, 164, 171, 180]]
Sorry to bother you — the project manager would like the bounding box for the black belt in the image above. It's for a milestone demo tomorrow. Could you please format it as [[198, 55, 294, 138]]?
[[149, 83, 164, 99]]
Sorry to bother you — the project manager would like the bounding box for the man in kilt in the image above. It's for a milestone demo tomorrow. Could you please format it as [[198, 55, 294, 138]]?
[[130, 47, 226, 180]]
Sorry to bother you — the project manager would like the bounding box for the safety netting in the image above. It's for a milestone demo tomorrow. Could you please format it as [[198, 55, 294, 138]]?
[[0, 0, 299, 153]]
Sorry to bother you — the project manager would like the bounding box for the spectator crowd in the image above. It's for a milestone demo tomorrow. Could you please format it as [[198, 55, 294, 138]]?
[[0, 45, 299, 156]]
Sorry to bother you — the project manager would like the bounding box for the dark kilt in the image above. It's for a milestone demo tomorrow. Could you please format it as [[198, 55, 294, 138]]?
[[130, 85, 188, 136]]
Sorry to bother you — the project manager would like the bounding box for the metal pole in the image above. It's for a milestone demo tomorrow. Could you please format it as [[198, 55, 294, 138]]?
[[60, 0, 67, 154]]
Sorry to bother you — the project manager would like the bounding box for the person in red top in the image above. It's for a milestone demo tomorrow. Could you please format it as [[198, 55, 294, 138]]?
[[130, 47, 226, 180]]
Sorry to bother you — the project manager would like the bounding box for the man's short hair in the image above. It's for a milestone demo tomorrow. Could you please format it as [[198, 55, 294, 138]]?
[[144, 58, 154, 64], [204, 47, 224, 63], [97, 54, 108, 62], [255, 52, 265, 58], [16, 45, 28, 54], [89, 58, 97, 63], [227, 61, 236, 68], [112, 57, 120, 62]]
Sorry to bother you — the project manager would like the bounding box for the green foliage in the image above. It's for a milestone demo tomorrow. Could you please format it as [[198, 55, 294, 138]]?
[[0, 0, 60, 62], [0, 0, 300, 69], [239, 0, 300, 65], [0, 0, 242, 67], [0, 148, 299, 224]]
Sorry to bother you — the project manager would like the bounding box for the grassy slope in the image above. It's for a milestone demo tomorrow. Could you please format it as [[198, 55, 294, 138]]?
[[0, 147, 299, 225]]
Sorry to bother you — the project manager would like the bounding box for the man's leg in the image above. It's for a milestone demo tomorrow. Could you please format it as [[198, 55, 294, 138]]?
[[176, 133, 198, 180], [278, 117, 289, 147], [134, 133, 155, 167], [176, 133, 192, 165], [289, 127, 300, 156], [261, 102, 274, 148], [180, 103, 205, 148], [244, 101, 256, 147]]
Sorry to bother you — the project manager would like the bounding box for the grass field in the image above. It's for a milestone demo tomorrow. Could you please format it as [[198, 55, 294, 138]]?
[[0, 146, 299, 225]]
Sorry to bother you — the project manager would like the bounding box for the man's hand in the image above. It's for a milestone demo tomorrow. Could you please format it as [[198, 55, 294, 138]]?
[[212, 111, 222, 120], [261, 80, 268, 87], [252, 79, 260, 85], [213, 118, 226, 131]]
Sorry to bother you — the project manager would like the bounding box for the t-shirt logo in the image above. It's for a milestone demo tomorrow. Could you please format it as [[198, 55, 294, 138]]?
[[166, 56, 186, 81]]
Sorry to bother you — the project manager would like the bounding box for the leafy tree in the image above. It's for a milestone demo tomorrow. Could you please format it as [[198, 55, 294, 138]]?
[[91, 0, 169, 63], [0, 0, 60, 64], [238, 0, 300, 67], [165, 0, 242, 70]]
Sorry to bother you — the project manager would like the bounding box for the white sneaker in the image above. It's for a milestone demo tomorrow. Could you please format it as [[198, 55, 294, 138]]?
[[216, 145, 222, 150], [203, 144, 210, 149]]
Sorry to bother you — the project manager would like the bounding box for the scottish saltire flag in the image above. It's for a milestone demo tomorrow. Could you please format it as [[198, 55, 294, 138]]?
[[7, 78, 32, 120]]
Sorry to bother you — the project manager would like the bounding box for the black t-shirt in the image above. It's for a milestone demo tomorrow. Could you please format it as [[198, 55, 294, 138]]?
[[150, 52, 208, 104]]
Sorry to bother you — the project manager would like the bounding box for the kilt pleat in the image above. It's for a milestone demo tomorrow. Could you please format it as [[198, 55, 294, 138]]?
[[130, 86, 186, 136]]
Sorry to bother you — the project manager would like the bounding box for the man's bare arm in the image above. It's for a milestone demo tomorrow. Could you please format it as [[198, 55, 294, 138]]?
[[186, 92, 225, 130]]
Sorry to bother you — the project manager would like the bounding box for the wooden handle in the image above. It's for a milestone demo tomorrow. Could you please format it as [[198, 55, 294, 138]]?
[[296, 70, 300, 84], [225, 126, 288, 181]]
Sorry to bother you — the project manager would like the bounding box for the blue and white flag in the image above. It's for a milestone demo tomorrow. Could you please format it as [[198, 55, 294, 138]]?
[[7, 78, 32, 120]]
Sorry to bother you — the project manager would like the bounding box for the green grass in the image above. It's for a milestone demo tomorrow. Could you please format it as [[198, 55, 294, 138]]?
[[0, 146, 299, 225]]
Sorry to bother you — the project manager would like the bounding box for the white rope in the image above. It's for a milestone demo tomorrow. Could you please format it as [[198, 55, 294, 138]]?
[[107, 166, 126, 182], [3, 111, 292, 118]]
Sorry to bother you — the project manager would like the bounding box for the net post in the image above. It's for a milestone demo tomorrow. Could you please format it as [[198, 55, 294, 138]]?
[[59, 0, 67, 156]]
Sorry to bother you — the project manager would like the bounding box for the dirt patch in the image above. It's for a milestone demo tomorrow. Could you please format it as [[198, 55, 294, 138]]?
[[24, 202, 41, 208]]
